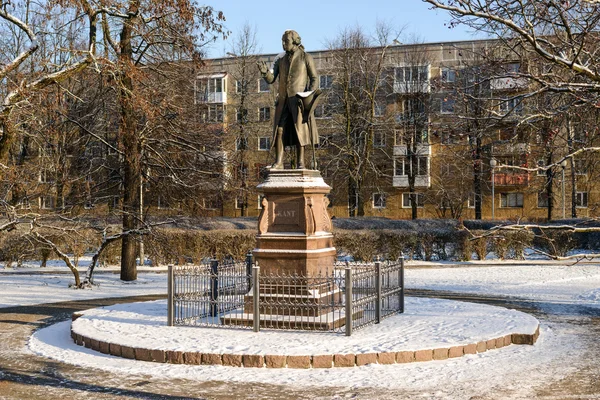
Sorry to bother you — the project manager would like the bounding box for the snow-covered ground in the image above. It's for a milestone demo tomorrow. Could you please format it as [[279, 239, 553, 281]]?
[[2, 261, 598, 310], [1, 261, 597, 398], [407, 263, 600, 310], [67, 297, 539, 355]]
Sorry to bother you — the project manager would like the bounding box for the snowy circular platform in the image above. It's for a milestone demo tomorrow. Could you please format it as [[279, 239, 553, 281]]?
[[67, 297, 539, 368]]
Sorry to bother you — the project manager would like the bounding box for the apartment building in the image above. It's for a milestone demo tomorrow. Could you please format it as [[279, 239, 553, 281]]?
[[193, 39, 599, 220], [7, 39, 596, 221]]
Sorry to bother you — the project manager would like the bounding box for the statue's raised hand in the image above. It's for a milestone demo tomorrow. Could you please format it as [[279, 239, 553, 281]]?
[[257, 61, 269, 75]]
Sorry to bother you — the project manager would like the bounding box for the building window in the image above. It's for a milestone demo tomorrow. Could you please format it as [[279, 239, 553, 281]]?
[[372, 193, 386, 209], [500, 192, 524, 208], [506, 62, 520, 74], [314, 104, 332, 119], [234, 162, 248, 180], [202, 104, 225, 123], [499, 96, 524, 115], [235, 196, 247, 210], [394, 156, 428, 176], [402, 193, 424, 208], [574, 159, 587, 175], [258, 137, 271, 151], [255, 164, 269, 180], [39, 195, 55, 210], [17, 198, 31, 210], [400, 98, 426, 121], [468, 192, 478, 208], [373, 130, 385, 147], [236, 108, 248, 123], [374, 103, 385, 117], [157, 196, 171, 210], [576, 192, 588, 208], [39, 169, 54, 183], [394, 66, 430, 93], [319, 75, 333, 89], [236, 80, 248, 94], [236, 137, 248, 151], [394, 157, 409, 176], [394, 126, 429, 145], [537, 160, 546, 176], [395, 66, 429, 83], [537, 192, 549, 208], [196, 76, 225, 103], [440, 129, 459, 144], [441, 96, 456, 114], [204, 197, 220, 210], [258, 79, 269, 92], [259, 107, 271, 122], [441, 67, 457, 83]]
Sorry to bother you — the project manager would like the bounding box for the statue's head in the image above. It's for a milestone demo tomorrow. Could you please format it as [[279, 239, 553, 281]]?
[[282, 30, 301, 52]]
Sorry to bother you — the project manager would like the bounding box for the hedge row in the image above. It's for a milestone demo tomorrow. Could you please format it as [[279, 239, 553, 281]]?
[[0, 224, 584, 266]]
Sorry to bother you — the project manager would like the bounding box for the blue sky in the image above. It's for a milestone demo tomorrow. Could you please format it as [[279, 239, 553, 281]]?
[[204, 0, 481, 58]]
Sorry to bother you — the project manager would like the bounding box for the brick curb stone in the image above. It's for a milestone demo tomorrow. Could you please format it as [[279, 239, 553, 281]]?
[[71, 315, 540, 369]]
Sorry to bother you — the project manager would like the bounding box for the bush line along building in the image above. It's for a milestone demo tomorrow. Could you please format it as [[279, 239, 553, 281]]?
[[8, 38, 599, 221]]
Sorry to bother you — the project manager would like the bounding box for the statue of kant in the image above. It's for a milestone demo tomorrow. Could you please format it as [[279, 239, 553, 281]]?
[[258, 30, 320, 170]]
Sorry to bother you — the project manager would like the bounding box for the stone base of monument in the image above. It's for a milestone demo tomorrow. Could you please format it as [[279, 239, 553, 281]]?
[[220, 308, 364, 330], [243, 282, 342, 317], [227, 168, 347, 330]]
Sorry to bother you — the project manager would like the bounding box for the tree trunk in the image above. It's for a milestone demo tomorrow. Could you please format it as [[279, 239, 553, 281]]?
[[0, 120, 15, 164], [570, 158, 577, 218], [118, 1, 141, 282], [473, 136, 482, 220], [546, 168, 553, 221], [348, 176, 358, 217]]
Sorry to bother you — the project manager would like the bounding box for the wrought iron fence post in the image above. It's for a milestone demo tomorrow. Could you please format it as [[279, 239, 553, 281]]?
[[246, 252, 253, 291], [345, 265, 352, 336], [252, 262, 260, 332], [375, 260, 381, 324], [399, 256, 405, 313], [167, 264, 174, 326], [210, 259, 219, 317]]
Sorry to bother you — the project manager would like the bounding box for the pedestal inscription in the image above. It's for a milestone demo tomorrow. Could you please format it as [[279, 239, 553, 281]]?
[[272, 200, 301, 229]]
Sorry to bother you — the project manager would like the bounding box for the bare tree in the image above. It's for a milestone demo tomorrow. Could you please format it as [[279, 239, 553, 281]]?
[[0, 1, 97, 164], [393, 36, 435, 219], [425, 0, 600, 219], [1, 1, 227, 284], [226, 23, 261, 216], [95, 1, 226, 281], [324, 22, 402, 217]]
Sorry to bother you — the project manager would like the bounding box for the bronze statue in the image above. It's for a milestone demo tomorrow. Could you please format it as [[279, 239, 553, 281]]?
[[258, 30, 321, 169]]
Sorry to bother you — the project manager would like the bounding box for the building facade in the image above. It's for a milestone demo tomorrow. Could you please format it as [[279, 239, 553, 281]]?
[[5, 38, 598, 221], [192, 39, 599, 221]]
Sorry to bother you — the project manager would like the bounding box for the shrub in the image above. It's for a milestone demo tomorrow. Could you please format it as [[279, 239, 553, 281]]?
[[471, 231, 489, 260], [334, 230, 379, 261], [144, 229, 256, 265], [534, 229, 576, 258]]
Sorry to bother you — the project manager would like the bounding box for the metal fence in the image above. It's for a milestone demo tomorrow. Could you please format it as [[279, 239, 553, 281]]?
[[167, 256, 404, 336]]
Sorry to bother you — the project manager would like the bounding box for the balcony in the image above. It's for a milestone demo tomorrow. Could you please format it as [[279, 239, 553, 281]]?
[[490, 77, 528, 91], [493, 173, 529, 186], [392, 175, 431, 188], [393, 144, 430, 156], [493, 143, 530, 155], [393, 81, 430, 94], [196, 92, 227, 104]]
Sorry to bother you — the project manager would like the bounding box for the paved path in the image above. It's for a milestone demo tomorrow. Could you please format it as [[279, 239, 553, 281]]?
[[0, 292, 599, 399]]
